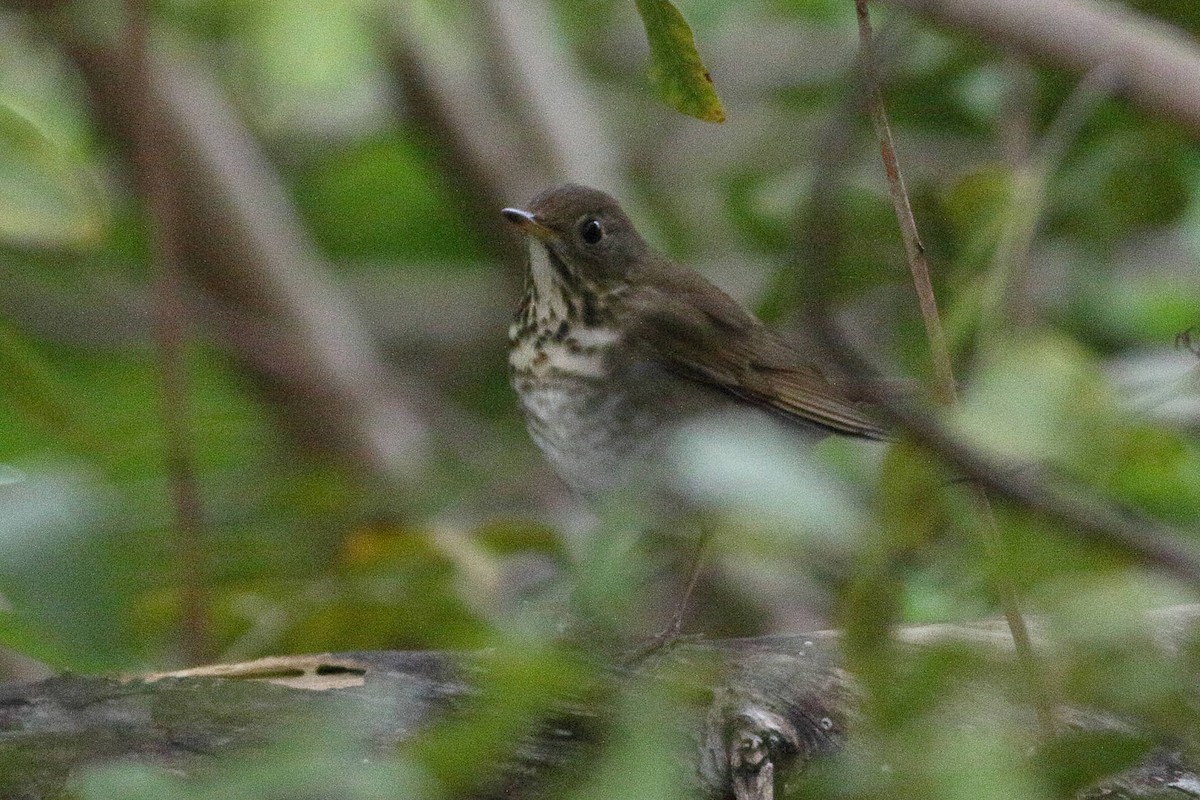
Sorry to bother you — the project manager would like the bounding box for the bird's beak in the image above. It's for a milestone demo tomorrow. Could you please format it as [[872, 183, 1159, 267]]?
[[501, 207, 555, 242]]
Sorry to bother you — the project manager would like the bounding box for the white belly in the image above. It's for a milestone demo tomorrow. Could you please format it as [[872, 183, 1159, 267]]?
[[514, 371, 664, 495]]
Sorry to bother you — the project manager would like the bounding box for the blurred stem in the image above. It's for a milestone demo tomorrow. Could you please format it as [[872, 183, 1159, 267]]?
[[968, 71, 1114, 730], [124, 0, 211, 666], [841, 544, 904, 727], [967, 493, 1056, 728], [854, 1, 1054, 737], [977, 66, 1114, 344], [385, 16, 513, 266], [998, 54, 1036, 169], [0, 318, 99, 458]]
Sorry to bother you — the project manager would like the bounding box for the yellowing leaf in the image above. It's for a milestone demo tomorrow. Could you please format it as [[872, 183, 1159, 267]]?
[[634, 0, 725, 123]]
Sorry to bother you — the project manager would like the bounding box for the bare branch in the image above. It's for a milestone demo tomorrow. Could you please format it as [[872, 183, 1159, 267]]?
[[384, 0, 629, 227], [384, 18, 518, 265], [473, 0, 625, 194], [159, 56, 433, 477]]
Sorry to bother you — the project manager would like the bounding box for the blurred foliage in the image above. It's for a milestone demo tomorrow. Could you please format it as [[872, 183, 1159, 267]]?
[[296, 134, 489, 263], [0, 0, 1199, 797], [0, 105, 105, 249]]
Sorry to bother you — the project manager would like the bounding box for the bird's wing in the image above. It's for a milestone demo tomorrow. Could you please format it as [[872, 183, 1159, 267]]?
[[622, 267, 888, 440]]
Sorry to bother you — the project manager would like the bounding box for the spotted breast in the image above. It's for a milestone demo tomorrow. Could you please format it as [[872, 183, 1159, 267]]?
[[503, 184, 885, 499], [508, 241, 677, 495]]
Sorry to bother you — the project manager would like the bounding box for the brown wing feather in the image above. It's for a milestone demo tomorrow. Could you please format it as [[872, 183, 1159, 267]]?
[[622, 258, 888, 440], [745, 364, 888, 439]]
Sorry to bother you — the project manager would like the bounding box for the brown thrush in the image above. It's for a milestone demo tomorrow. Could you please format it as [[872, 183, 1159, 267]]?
[[503, 184, 885, 499]]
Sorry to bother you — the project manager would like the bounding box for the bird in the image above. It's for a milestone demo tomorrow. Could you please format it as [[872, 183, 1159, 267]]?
[[502, 183, 885, 501]]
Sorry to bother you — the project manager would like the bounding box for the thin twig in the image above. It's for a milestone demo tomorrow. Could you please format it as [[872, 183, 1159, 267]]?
[[796, 53, 1200, 597], [966, 493, 1056, 733], [854, 1, 955, 405], [794, 72, 1200, 587], [854, 0, 1052, 735], [124, 1, 211, 665]]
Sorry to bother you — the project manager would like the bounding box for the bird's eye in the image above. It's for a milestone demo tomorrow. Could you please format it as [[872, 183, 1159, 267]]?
[[579, 218, 604, 245]]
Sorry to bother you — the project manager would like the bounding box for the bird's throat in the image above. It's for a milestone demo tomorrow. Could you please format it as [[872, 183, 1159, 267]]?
[[527, 241, 570, 324], [508, 242, 619, 380]]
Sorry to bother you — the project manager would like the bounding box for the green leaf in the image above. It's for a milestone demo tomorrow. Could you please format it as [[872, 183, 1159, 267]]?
[[877, 439, 947, 554], [952, 334, 1105, 464], [633, 0, 725, 123], [565, 677, 695, 800], [669, 415, 868, 546], [943, 165, 1014, 258], [0, 318, 99, 458], [296, 134, 486, 262], [1039, 729, 1153, 797], [0, 470, 143, 670], [0, 104, 105, 249], [409, 628, 595, 795]]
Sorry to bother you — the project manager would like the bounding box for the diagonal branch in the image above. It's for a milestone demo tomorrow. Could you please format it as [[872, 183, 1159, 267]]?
[[797, 52, 1200, 593]]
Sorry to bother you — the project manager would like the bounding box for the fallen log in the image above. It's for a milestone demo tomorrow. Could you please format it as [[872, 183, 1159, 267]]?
[[2, 606, 1198, 799]]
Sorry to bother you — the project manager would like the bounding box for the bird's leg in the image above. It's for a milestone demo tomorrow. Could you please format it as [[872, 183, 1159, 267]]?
[[623, 523, 710, 665], [667, 526, 710, 638]]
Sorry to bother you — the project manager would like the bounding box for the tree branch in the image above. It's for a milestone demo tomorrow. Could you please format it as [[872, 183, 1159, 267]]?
[[795, 49, 1200, 592], [1, 607, 1198, 798]]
